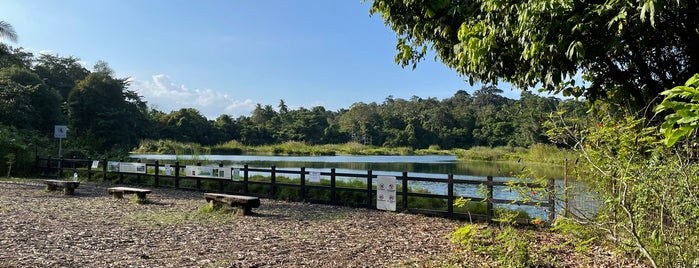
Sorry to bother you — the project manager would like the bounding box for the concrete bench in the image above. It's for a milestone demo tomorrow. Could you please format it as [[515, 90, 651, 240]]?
[[204, 193, 260, 215], [43, 180, 80, 195], [107, 187, 152, 202]]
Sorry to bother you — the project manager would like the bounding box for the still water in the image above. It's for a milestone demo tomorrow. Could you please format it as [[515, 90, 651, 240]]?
[[130, 154, 590, 218]]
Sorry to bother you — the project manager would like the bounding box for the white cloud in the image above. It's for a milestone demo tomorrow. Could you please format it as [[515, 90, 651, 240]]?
[[130, 74, 256, 119]]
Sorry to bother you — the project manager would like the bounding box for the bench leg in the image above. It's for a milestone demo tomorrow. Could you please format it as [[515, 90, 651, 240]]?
[[208, 200, 222, 210], [242, 206, 253, 216], [112, 192, 124, 199], [64, 187, 75, 195], [136, 193, 147, 202]]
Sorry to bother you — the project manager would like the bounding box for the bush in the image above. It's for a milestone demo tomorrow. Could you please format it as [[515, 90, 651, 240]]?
[[549, 115, 699, 267]]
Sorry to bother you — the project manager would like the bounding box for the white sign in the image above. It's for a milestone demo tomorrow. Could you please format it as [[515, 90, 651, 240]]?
[[377, 176, 396, 211], [186, 166, 230, 178], [232, 168, 240, 181], [164, 164, 172, 176], [107, 161, 120, 172], [54, 125, 67, 138], [91, 160, 99, 169], [119, 162, 146, 173], [309, 171, 321, 183]]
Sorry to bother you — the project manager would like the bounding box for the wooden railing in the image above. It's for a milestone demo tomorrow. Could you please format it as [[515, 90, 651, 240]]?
[[35, 156, 556, 222]]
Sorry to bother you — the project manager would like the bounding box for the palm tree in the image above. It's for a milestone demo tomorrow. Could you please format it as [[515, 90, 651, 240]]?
[[0, 21, 18, 42]]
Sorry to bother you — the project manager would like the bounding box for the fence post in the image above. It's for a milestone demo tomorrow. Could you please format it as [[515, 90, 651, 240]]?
[[118, 158, 124, 184], [59, 157, 64, 178], [402, 171, 408, 211], [548, 177, 556, 222], [87, 157, 92, 181], [136, 159, 142, 185], [330, 168, 336, 204], [487, 176, 494, 222], [154, 160, 160, 188], [448, 173, 454, 220], [271, 166, 276, 198], [300, 167, 306, 201], [102, 158, 107, 182], [196, 162, 201, 191], [243, 164, 249, 194], [35, 155, 39, 176], [367, 170, 373, 208], [563, 159, 569, 217], [219, 163, 224, 192], [44, 156, 48, 176], [173, 161, 180, 189]]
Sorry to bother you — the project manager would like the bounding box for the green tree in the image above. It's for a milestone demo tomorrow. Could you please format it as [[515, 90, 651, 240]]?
[[33, 54, 90, 100], [510, 92, 559, 147], [68, 71, 148, 153], [470, 86, 515, 146], [157, 108, 215, 145], [212, 114, 240, 143], [655, 74, 699, 146], [0, 67, 63, 133], [0, 21, 17, 43], [338, 102, 382, 145], [369, 0, 699, 112], [0, 44, 33, 69]]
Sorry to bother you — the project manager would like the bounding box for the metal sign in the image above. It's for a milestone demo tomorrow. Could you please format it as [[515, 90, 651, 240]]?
[[54, 125, 67, 139], [377, 176, 397, 211]]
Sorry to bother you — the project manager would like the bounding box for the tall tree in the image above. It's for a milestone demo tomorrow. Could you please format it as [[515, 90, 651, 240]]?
[[0, 67, 63, 133], [0, 21, 17, 43], [0, 44, 33, 69], [68, 71, 148, 152], [369, 0, 699, 112], [33, 54, 90, 100], [157, 108, 214, 145]]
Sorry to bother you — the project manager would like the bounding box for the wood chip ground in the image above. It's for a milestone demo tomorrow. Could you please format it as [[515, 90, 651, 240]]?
[[0, 180, 644, 267]]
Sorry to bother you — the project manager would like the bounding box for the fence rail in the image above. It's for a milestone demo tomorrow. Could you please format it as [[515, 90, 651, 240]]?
[[35, 156, 556, 223]]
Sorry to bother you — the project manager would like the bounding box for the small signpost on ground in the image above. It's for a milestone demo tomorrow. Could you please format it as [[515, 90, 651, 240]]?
[[54, 125, 67, 166]]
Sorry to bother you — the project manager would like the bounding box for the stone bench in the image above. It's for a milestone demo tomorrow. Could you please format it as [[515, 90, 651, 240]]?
[[204, 193, 260, 215], [43, 180, 80, 195], [107, 187, 152, 202]]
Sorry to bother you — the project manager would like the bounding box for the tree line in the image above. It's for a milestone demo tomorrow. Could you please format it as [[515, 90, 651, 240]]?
[[0, 43, 585, 158]]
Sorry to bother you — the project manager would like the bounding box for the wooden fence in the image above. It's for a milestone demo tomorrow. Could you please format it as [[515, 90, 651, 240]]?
[[36, 156, 556, 223]]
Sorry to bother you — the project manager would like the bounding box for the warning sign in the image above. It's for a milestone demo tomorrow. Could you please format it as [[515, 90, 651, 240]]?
[[377, 176, 396, 211]]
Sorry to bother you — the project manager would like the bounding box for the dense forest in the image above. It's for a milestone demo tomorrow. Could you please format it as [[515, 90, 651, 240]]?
[[0, 42, 586, 166]]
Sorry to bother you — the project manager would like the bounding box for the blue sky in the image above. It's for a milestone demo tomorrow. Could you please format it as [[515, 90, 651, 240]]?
[[2, 0, 525, 119]]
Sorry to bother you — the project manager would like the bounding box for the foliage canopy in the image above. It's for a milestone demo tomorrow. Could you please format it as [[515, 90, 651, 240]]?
[[369, 0, 699, 112]]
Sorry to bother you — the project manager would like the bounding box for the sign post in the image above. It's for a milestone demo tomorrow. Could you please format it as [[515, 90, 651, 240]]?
[[54, 125, 67, 167]]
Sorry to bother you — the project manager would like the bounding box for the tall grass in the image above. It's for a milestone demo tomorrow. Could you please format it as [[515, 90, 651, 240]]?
[[133, 140, 576, 166], [455, 144, 575, 165]]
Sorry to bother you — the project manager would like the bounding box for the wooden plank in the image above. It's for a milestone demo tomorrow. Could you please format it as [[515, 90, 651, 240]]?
[[107, 187, 152, 194]]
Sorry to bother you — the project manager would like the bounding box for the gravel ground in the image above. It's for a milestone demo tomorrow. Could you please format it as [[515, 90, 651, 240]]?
[[0, 180, 644, 267], [0, 180, 458, 267]]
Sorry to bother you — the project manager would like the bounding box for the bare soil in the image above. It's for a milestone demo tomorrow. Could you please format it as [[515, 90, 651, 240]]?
[[0, 180, 643, 267]]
